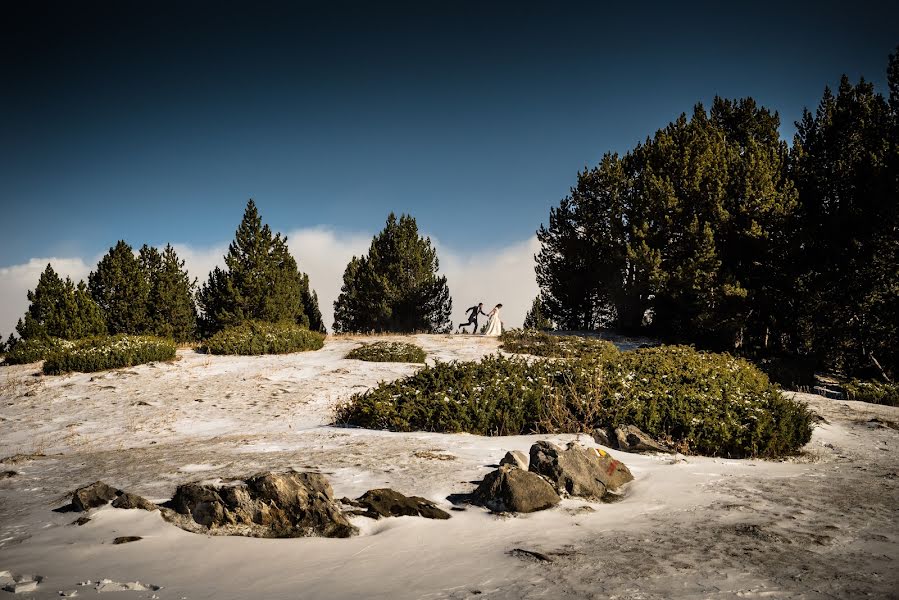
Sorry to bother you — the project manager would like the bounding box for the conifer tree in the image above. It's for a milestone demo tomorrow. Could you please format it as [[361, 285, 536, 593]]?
[[299, 272, 326, 333], [89, 241, 150, 334], [197, 200, 310, 335], [333, 213, 452, 333], [17, 264, 106, 340], [523, 296, 553, 330], [143, 244, 198, 342]]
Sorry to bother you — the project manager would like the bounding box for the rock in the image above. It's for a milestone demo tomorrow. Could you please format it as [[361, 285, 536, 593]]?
[[71, 516, 91, 526], [529, 441, 633, 500], [112, 536, 142, 544], [162, 470, 358, 538], [470, 465, 561, 513], [590, 427, 614, 448], [344, 488, 450, 520], [613, 425, 672, 453], [0, 572, 42, 594], [499, 450, 528, 470], [72, 481, 119, 511], [0, 470, 17, 479], [112, 492, 157, 511]]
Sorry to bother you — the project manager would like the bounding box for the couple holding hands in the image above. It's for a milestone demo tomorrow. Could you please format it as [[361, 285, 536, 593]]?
[[457, 302, 503, 336]]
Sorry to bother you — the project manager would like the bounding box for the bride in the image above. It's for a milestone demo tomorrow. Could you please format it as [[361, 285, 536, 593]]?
[[482, 303, 503, 336]]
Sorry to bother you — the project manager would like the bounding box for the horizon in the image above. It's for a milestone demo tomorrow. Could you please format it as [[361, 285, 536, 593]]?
[[2, 1, 897, 334]]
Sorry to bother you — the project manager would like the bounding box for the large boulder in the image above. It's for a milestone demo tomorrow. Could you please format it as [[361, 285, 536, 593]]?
[[162, 470, 358, 538], [344, 488, 450, 520], [470, 465, 561, 513], [72, 481, 119, 511], [529, 441, 633, 500], [499, 450, 528, 470]]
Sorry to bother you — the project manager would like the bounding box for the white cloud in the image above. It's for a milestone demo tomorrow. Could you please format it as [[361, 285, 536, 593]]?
[[0, 231, 540, 337], [0, 257, 94, 338]]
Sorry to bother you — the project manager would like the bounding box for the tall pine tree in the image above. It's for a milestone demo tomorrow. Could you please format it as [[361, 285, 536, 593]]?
[[142, 244, 198, 342], [523, 296, 553, 330], [198, 200, 314, 335], [89, 241, 150, 334], [333, 213, 452, 333], [17, 263, 106, 340]]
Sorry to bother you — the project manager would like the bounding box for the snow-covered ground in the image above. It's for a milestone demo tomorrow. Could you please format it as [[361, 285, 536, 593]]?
[[1, 335, 897, 599]]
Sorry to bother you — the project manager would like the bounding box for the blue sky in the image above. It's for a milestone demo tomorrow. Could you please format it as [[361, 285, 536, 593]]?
[[1, 1, 897, 332]]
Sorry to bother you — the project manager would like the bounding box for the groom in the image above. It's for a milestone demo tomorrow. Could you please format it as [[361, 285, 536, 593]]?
[[458, 302, 487, 334]]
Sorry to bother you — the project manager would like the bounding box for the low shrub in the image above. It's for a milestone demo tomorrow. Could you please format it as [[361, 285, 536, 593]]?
[[42, 335, 177, 374], [335, 345, 813, 458], [346, 341, 426, 363], [843, 379, 899, 406], [755, 356, 817, 389], [500, 329, 617, 359], [3, 337, 74, 365], [199, 320, 325, 355]]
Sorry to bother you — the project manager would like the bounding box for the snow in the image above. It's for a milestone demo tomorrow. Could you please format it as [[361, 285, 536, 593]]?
[[1, 334, 898, 599]]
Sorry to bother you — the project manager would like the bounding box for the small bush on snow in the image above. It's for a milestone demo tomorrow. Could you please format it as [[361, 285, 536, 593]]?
[[42, 335, 176, 374], [346, 341, 426, 363], [199, 320, 324, 355], [4, 337, 74, 365]]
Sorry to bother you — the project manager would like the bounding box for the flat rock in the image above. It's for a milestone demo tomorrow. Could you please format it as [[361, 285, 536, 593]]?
[[470, 465, 561, 513], [162, 470, 358, 538], [72, 481, 119, 511], [529, 441, 633, 500], [344, 488, 450, 520], [613, 425, 672, 453], [112, 536, 142, 544], [112, 492, 157, 511], [499, 450, 528, 470]]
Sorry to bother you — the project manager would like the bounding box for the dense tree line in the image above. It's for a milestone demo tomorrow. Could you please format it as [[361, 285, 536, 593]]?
[[536, 49, 899, 379], [333, 213, 452, 333]]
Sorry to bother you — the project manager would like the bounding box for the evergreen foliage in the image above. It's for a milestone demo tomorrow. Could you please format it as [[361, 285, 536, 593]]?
[[199, 320, 325, 355], [345, 341, 426, 363], [522, 297, 553, 330], [197, 200, 315, 335], [89, 241, 150, 334], [535, 48, 899, 379], [41, 335, 177, 374], [3, 337, 72, 365], [299, 272, 326, 333], [333, 213, 452, 333], [142, 244, 198, 342], [335, 345, 812, 458], [16, 264, 106, 340]]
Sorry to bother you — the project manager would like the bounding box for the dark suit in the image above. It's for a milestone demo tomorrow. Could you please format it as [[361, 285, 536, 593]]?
[[458, 305, 487, 332]]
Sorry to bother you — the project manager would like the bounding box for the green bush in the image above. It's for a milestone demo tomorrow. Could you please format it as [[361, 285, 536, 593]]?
[[843, 380, 899, 406], [199, 320, 325, 355], [346, 341, 426, 363], [500, 329, 617, 359], [42, 335, 176, 374], [335, 345, 813, 458], [3, 337, 74, 365]]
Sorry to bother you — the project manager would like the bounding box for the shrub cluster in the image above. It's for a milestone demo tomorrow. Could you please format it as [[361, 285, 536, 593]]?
[[199, 320, 325, 355], [843, 380, 899, 407], [346, 341, 426, 363], [500, 329, 617, 359], [336, 344, 813, 458], [3, 337, 74, 365], [42, 335, 177, 374]]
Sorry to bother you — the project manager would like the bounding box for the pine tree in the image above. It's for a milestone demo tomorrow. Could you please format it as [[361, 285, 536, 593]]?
[[17, 264, 106, 340], [144, 244, 198, 342], [333, 213, 452, 333], [89, 241, 150, 334], [197, 200, 311, 335], [523, 296, 553, 330], [299, 272, 326, 333]]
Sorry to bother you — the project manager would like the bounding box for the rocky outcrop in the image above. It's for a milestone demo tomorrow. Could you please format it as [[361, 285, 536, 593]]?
[[470, 465, 561, 513], [112, 492, 157, 511], [499, 450, 528, 470], [591, 425, 672, 454], [72, 481, 119, 511], [162, 470, 357, 538], [529, 441, 633, 500], [343, 488, 450, 520]]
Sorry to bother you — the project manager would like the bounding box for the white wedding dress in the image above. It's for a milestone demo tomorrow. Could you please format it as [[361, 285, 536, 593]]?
[[483, 307, 502, 336]]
